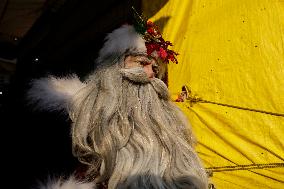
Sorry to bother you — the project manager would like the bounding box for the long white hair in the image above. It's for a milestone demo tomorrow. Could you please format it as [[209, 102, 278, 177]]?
[[69, 55, 208, 189]]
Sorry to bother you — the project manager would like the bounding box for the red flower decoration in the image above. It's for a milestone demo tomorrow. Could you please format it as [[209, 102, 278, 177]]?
[[143, 20, 178, 64], [158, 47, 167, 59], [132, 7, 178, 63], [147, 27, 154, 35]]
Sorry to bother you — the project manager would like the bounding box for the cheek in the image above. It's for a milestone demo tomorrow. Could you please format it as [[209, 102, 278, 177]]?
[[124, 57, 139, 68], [143, 65, 154, 78]]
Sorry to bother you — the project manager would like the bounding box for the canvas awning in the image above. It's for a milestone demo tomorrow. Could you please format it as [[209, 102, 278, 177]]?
[[143, 0, 284, 188]]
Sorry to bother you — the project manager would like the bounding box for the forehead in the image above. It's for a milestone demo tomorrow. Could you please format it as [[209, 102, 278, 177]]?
[[125, 53, 157, 62]]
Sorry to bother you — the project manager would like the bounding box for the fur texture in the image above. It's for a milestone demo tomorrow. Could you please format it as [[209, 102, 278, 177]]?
[[26, 74, 85, 112], [35, 176, 95, 189], [96, 25, 147, 64]]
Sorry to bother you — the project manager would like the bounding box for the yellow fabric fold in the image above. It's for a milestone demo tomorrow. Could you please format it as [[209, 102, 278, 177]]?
[[143, 0, 284, 188]]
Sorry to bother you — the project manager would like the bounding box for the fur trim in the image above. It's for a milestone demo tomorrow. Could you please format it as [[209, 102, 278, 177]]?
[[36, 176, 95, 189], [97, 25, 146, 63], [26, 74, 86, 112]]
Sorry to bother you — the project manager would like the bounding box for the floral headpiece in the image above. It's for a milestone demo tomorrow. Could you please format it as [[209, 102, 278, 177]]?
[[132, 7, 179, 64]]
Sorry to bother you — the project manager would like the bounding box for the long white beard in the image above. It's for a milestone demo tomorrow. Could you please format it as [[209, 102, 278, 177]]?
[[69, 65, 209, 189], [35, 177, 95, 189]]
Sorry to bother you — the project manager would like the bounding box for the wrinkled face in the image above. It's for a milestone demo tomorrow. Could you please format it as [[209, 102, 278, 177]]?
[[124, 55, 159, 79]]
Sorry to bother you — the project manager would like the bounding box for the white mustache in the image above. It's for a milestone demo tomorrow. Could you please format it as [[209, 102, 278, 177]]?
[[120, 67, 150, 83], [120, 67, 170, 100]]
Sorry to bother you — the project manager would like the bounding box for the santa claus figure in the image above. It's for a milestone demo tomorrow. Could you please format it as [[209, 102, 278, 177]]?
[[27, 16, 209, 189]]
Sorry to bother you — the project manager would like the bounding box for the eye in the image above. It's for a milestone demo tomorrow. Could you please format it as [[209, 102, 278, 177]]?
[[135, 58, 151, 66], [139, 61, 150, 65]]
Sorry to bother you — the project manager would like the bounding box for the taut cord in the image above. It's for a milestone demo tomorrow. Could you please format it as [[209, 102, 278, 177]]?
[[179, 85, 284, 117]]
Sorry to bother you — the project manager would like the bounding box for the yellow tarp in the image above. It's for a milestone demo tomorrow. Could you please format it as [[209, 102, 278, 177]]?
[[143, 0, 284, 188]]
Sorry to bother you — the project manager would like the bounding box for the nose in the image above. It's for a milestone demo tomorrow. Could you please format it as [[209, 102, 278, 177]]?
[[143, 64, 155, 78]]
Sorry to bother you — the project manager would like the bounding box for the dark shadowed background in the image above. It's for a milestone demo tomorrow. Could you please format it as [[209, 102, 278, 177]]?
[[0, 0, 169, 188]]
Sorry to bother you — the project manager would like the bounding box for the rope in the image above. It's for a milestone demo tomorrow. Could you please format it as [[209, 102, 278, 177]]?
[[206, 163, 284, 173], [180, 85, 284, 117], [176, 85, 284, 186]]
